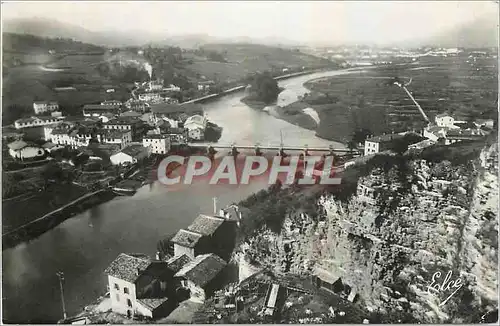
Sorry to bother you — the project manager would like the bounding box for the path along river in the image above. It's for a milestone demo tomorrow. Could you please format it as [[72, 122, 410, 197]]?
[[2, 68, 355, 323]]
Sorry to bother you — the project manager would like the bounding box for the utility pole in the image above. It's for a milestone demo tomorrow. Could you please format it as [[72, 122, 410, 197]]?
[[213, 197, 218, 215], [56, 272, 67, 320]]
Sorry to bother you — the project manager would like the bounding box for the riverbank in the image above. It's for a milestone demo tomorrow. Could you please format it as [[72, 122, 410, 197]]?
[[2, 188, 117, 250]]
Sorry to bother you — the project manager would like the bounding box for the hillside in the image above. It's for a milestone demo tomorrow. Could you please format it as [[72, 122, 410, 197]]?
[[2, 17, 162, 47]]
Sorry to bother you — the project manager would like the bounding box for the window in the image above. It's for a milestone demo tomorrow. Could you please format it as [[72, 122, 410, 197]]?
[[116, 293, 120, 302], [114, 283, 120, 290], [124, 287, 129, 294], [127, 299, 132, 307]]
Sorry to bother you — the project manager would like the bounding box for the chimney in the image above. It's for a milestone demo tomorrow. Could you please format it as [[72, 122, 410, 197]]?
[[219, 209, 225, 217], [155, 251, 162, 261]]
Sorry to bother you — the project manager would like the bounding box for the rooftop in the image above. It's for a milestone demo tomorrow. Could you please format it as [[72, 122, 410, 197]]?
[[83, 104, 120, 111], [151, 103, 203, 115], [365, 134, 404, 143], [174, 253, 226, 287], [187, 214, 225, 237], [104, 253, 151, 283], [166, 254, 192, 273], [435, 113, 453, 119], [120, 144, 147, 158], [34, 101, 58, 105], [170, 229, 203, 248], [137, 297, 170, 311], [144, 134, 170, 140], [8, 140, 28, 151]]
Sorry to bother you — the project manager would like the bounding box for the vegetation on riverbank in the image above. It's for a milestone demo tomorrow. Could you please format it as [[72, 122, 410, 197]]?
[[240, 71, 283, 109]]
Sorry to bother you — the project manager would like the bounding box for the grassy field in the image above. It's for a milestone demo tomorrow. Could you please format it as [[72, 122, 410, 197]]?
[[276, 55, 498, 142]]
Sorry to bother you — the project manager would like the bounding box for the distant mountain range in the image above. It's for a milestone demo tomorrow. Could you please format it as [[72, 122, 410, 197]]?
[[2, 16, 498, 49]]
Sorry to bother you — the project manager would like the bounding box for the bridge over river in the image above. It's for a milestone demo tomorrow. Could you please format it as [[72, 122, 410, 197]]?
[[187, 142, 359, 156]]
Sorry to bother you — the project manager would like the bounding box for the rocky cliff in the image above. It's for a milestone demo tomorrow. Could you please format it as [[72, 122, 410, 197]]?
[[237, 142, 498, 323]]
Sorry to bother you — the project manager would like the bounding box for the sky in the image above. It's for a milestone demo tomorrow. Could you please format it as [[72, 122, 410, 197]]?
[[2, 1, 498, 44]]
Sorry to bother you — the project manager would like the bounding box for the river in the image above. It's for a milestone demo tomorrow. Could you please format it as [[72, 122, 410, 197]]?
[[2, 69, 353, 323]]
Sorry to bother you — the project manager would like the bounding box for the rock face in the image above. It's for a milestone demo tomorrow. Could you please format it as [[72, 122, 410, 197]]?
[[239, 143, 498, 323]]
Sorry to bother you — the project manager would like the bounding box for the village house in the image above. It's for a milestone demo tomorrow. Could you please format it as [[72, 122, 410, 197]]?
[[197, 80, 215, 92], [110, 143, 151, 165], [143, 134, 171, 155], [164, 128, 188, 146], [147, 80, 164, 92], [33, 101, 59, 114], [184, 115, 207, 141], [104, 253, 185, 319], [98, 130, 133, 148], [174, 253, 227, 303], [138, 92, 162, 102], [103, 117, 145, 141], [125, 99, 148, 113], [363, 134, 405, 156], [15, 116, 63, 129], [83, 104, 120, 117], [170, 214, 237, 260], [101, 100, 123, 107], [7, 140, 45, 160]]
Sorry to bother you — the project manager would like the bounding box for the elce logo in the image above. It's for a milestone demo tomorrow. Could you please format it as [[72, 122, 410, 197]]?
[[427, 270, 463, 307]]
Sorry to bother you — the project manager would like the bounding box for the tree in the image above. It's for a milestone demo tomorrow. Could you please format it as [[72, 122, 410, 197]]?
[[250, 72, 281, 104]]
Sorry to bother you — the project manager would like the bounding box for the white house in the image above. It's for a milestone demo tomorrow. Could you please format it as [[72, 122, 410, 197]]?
[[435, 114, 460, 129], [184, 115, 207, 141], [187, 127, 204, 141], [143, 134, 171, 155], [15, 116, 62, 129], [8, 140, 45, 160], [138, 93, 162, 102], [33, 101, 59, 114], [174, 253, 227, 303], [104, 253, 178, 319], [110, 144, 150, 165]]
